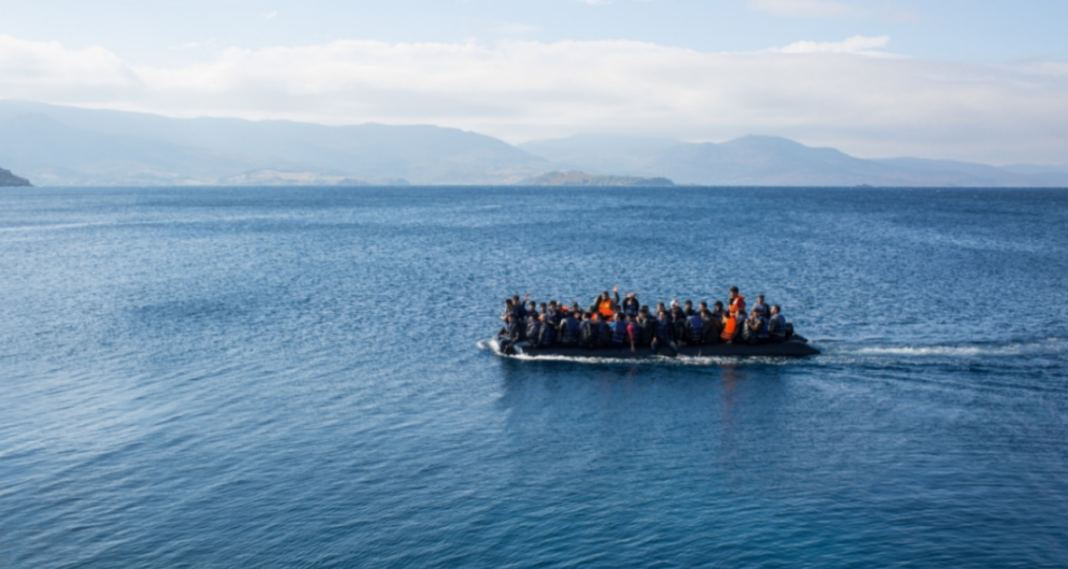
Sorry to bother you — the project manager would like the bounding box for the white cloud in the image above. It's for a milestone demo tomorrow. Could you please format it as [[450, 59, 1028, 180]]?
[[0, 34, 1066, 163], [776, 35, 892, 56]]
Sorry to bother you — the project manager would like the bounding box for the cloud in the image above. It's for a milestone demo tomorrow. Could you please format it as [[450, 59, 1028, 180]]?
[[1, 33, 1066, 163], [776, 35, 892, 56]]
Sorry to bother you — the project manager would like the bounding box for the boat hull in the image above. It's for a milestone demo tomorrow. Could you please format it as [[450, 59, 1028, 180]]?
[[491, 337, 819, 359]]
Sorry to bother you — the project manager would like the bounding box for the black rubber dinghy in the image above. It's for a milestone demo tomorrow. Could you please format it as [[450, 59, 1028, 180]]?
[[490, 336, 819, 359]]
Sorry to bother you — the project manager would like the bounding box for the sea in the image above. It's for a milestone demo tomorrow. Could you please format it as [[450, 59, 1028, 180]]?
[[1, 186, 1066, 568]]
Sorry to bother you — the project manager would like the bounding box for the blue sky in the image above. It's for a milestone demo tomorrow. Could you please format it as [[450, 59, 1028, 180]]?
[[1, 0, 1067, 162]]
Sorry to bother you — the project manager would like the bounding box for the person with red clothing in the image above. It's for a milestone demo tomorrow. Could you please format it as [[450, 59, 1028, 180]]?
[[728, 286, 746, 315]]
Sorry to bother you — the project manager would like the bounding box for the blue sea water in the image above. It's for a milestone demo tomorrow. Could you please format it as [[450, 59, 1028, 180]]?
[[1, 186, 1067, 568]]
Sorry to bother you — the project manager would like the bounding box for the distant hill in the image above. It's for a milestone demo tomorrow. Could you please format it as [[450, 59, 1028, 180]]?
[[521, 134, 1068, 187], [0, 101, 547, 185], [0, 166, 32, 187], [3, 100, 1067, 187], [518, 170, 674, 186]]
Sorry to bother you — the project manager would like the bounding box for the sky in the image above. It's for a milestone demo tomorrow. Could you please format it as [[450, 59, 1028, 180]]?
[[1, 0, 1067, 163]]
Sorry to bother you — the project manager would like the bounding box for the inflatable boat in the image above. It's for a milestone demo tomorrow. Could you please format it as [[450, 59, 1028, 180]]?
[[490, 335, 819, 359]]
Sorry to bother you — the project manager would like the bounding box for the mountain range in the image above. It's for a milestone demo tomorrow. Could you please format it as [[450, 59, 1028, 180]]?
[[1, 100, 1065, 187]]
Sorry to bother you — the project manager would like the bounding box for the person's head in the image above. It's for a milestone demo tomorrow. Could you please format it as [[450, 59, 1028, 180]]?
[[615, 310, 624, 320], [684, 300, 693, 309], [699, 301, 708, 310], [658, 310, 667, 319], [714, 301, 724, 310], [539, 302, 547, 311], [750, 309, 760, 318], [757, 294, 765, 304], [549, 300, 557, 308], [505, 298, 513, 307], [511, 295, 520, 304], [627, 314, 635, 322], [571, 302, 580, 312], [639, 305, 649, 314], [771, 304, 781, 315], [601, 290, 610, 300], [730, 286, 739, 297], [656, 301, 666, 311], [527, 300, 536, 310]]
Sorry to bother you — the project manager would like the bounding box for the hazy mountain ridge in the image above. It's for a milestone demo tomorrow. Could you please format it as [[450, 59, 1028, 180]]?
[[2, 101, 1066, 187], [0, 101, 548, 186], [0, 166, 32, 186], [517, 170, 674, 186], [520, 135, 1068, 187]]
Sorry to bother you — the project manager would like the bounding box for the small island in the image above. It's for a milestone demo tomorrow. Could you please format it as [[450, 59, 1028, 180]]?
[[0, 167, 32, 187], [518, 170, 674, 187]]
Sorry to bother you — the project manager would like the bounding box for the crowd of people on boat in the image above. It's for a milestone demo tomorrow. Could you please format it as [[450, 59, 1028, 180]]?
[[496, 286, 792, 355]]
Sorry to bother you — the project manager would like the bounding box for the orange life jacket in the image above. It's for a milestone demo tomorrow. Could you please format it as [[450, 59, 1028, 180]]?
[[730, 294, 746, 314], [721, 314, 739, 340], [598, 299, 615, 319]]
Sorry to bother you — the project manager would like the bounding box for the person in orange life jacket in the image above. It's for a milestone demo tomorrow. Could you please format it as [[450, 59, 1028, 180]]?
[[626, 314, 641, 353], [621, 292, 640, 318], [597, 313, 615, 347], [651, 309, 678, 356], [686, 308, 704, 345], [743, 308, 769, 345], [767, 305, 788, 343], [720, 308, 744, 344], [498, 313, 522, 354], [537, 314, 556, 347], [611, 310, 629, 347], [580, 312, 600, 348], [558, 309, 581, 346], [594, 286, 621, 321], [752, 294, 768, 318], [729, 286, 746, 315]]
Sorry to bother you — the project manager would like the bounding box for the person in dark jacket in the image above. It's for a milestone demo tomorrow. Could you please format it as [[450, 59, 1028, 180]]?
[[538, 314, 556, 347], [580, 312, 600, 348], [651, 310, 678, 356], [621, 293, 640, 318], [498, 314, 522, 354], [743, 309, 768, 345], [611, 310, 628, 347], [597, 314, 614, 348], [686, 309, 704, 345], [699, 302, 720, 344], [638, 306, 657, 347], [670, 304, 688, 345], [558, 310, 581, 346], [767, 305, 788, 343], [526, 316, 543, 348]]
